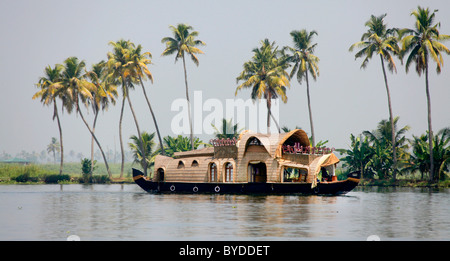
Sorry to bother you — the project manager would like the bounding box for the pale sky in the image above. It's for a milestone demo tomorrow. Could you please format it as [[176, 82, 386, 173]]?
[[1, 0, 449, 158]]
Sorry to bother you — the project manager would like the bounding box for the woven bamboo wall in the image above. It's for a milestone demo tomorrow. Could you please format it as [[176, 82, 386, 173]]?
[[282, 154, 315, 165], [154, 154, 238, 183]]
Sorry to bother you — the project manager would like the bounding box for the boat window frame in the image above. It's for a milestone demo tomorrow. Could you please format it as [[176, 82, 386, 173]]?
[[224, 162, 234, 182], [209, 162, 217, 182], [283, 166, 308, 182]]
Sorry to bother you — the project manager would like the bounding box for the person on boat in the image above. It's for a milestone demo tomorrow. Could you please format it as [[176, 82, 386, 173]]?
[[321, 167, 331, 182]]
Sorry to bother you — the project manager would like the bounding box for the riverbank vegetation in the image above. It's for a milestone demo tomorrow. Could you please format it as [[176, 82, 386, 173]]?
[[15, 6, 447, 187], [0, 162, 135, 184]]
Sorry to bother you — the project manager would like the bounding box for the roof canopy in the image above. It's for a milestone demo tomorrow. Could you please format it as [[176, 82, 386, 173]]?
[[165, 129, 313, 160], [275, 129, 310, 158], [320, 153, 340, 167], [236, 129, 311, 158]]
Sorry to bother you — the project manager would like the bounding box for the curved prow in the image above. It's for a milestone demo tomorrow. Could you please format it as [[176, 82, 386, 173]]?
[[133, 168, 145, 179], [132, 168, 154, 192]]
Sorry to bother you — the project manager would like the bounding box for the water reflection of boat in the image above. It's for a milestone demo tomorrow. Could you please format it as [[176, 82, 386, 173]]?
[[133, 129, 360, 195]]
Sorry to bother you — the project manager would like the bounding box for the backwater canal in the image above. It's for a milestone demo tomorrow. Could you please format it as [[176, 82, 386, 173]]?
[[0, 184, 448, 240]]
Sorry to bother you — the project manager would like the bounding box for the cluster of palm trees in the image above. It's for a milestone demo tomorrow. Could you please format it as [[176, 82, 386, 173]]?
[[348, 6, 450, 181], [339, 118, 449, 182], [33, 24, 205, 178], [33, 57, 118, 178], [235, 6, 449, 182], [235, 30, 319, 146], [339, 118, 410, 180], [33, 6, 449, 182]]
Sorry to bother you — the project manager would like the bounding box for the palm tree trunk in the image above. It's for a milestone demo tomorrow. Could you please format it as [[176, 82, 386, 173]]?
[[380, 56, 397, 180], [76, 103, 112, 178], [359, 135, 364, 180], [270, 111, 281, 133], [118, 96, 126, 178], [53, 101, 63, 175], [125, 88, 148, 176], [91, 109, 99, 174], [305, 71, 315, 147], [138, 77, 165, 155], [266, 93, 272, 134], [425, 63, 434, 181], [182, 54, 194, 150]]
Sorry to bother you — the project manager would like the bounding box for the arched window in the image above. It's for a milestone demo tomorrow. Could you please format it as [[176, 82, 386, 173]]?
[[157, 168, 165, 181], [191, 160, 199, 167], [248, 137, 262, 145], [225, 163, 233, 182], [210, 163, 217, 182], [177, 161, 185, 169]]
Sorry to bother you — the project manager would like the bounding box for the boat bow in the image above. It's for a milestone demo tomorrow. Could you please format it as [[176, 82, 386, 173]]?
[[132, 168, 154, 192]]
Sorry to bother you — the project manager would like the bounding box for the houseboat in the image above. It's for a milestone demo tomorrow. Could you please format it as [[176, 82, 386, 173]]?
[[132, 129, 360, 195]]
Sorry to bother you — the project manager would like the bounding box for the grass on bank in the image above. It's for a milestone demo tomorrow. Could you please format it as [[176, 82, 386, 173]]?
[[0, 162, 137, 184]]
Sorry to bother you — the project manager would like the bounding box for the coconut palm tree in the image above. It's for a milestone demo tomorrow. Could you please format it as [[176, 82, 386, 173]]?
[[399, 6, 450, 181], [161, 23, 206, 150], [405, 128, 450, 181], [363, 117, 410, 179], [211, 118, 243, 139], [127, 44, 165, 156], [286, 30, 319, 146], [33, 64, 64, 174], [129, 131, 157, 175], [86, 61, 118, 174], [158, 135, 209, 157], [58, 56, 112, 177], [46, 137, 60, 163], [107, 39, 147, 176], [236, 39, 290, 133], [406, 133, 430, 180], [337, 134, 374, 179], [349, 14, 401, 179], [433, 128, 450, 181]]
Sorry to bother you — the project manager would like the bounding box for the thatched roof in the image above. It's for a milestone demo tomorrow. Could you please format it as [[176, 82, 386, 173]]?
[[162, 129, 311, 160], [319, 153, 340, 167], [274, 129, 310, 158], [173, 147, 214, 158], [236, 129, 310, 158]]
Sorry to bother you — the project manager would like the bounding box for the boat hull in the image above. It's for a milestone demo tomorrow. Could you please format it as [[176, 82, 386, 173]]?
[[132, 168, 359, 195]]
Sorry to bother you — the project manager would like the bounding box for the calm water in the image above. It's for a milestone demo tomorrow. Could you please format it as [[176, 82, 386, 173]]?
[[0, 184, 449, 241]]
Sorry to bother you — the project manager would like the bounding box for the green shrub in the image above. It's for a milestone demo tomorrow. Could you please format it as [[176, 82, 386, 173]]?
[[439, 180, 450, 188], [92, 175, 110, 184], [14, 173, 38, 182], [79, 174, 110, 184], [11, 165, 42, 182], [44, 174, 71, 184]]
